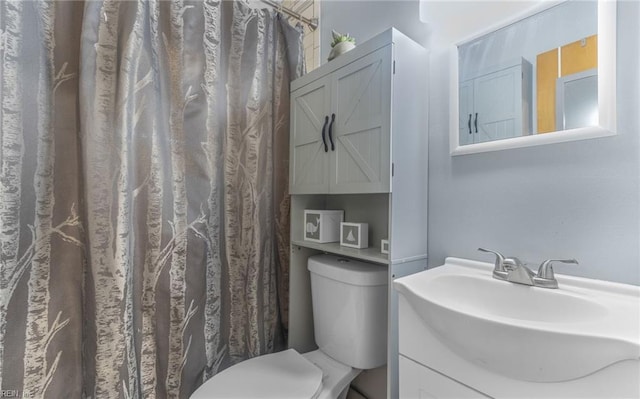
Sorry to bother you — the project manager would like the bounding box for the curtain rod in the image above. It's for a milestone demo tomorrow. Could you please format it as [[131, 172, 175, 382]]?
[[261, 0, 318, 31]]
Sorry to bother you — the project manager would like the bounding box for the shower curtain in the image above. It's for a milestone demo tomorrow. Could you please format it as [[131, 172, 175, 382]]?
[[0, 0, 303, 397]]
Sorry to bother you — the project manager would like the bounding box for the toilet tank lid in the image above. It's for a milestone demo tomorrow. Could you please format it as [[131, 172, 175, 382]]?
[[308, 255, 387, 286]]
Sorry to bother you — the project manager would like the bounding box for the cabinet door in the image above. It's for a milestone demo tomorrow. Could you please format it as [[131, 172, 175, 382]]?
[[458, 80, 474, 146], [290, 75, 332, 194], [399, 356, 490, 399], [473, 65, 522, 143], [329, 45, 392, 194]]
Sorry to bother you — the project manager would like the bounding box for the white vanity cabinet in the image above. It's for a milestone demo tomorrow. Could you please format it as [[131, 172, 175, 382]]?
[[397, 273, 640, 399], [458, 58, 532, 144], [287, 29, 428, 399], [399, 356, 489, 399]]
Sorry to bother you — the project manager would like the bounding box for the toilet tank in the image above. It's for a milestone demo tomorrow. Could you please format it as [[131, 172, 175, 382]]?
[[307, 254, 388, 369]]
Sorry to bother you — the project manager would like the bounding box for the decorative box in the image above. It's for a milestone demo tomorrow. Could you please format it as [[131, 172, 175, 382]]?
[[304, 210, 344, 243], [340, 222, 369, 249], [380, 239, 389, 254]]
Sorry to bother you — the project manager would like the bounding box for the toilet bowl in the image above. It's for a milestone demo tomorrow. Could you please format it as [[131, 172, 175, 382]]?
[[191, 254, 388, 398]]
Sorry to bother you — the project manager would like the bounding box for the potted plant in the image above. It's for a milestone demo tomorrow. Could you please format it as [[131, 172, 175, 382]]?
[[328, 30, 356, 61]]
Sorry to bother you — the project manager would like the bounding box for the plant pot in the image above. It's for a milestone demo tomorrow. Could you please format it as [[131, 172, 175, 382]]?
[[328, 41, 356, 61]]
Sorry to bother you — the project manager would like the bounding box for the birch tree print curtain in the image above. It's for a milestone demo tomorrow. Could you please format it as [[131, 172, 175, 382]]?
[[0, 0, 303, 397]]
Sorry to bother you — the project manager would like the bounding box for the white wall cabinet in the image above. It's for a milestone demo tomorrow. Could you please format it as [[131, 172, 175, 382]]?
[[290, 42, 391, 194], [458, 58, 532, 144], [287, 29, 428, 399]]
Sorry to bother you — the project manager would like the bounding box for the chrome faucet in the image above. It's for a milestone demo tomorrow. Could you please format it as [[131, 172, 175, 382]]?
[[478, 248, 535, 285], [478, 248, 578, 289]]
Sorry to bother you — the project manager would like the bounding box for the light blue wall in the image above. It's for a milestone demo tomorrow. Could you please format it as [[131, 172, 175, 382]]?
[[321, 1, 640, 285], [319, 1, 429, 63]]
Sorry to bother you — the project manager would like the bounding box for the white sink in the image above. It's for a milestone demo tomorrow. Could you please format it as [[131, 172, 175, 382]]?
[[394, 257, 640, 383]]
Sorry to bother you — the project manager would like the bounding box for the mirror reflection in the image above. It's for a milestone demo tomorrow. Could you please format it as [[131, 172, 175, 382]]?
[[458, 1, 597, 145]]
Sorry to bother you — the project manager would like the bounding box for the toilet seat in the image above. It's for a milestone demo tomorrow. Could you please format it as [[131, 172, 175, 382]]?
[[190, 349, 323, 399]]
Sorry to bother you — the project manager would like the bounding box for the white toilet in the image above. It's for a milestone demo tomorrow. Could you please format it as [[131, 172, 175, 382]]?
[[191, 254, 388, 399]]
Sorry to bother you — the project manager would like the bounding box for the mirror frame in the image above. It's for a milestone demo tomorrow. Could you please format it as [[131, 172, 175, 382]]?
[[449, 0, 616, 156]]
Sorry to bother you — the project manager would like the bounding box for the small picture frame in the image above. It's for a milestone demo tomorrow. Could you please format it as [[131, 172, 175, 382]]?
[[380, 239, 389, 254], [340, 222, 368, 249]]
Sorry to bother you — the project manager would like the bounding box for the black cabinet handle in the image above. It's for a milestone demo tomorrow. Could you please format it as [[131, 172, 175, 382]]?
[[468, 114, 472, 134], [321, 115, 329, 152], [328, 113, 336, 151], [474, 113, 478, 133]]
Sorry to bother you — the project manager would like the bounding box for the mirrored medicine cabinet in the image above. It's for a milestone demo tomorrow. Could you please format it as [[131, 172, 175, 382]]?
[[450, 0, 616, 156]]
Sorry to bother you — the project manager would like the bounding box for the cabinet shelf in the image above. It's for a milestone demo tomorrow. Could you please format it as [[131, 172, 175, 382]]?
[[291, 239, 389, 265]]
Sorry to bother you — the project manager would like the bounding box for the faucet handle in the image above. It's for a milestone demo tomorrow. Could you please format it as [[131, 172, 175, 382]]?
[[478, 248, 506, 272], [537, 258, 579, 280]]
